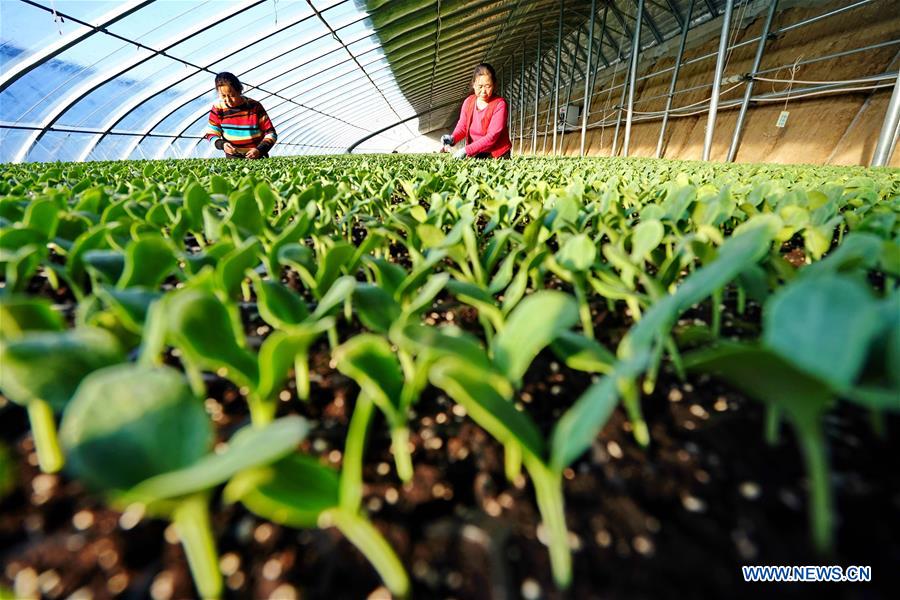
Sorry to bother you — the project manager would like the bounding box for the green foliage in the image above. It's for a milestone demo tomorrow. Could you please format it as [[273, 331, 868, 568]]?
[[0, 153, 897, 593]]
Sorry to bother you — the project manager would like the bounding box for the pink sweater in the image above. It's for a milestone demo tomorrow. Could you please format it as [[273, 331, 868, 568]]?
[[451, 95, 512, 157]]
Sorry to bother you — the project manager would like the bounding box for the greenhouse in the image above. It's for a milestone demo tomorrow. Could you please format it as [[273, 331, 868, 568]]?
[[0, 0, 898, 598]]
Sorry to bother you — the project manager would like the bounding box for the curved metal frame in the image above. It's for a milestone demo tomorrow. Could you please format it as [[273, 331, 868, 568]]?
[[2, 0, 890, 162], [124, 15, 385, 160], [11, 0, 269, 163], [78, 1, 352, 162], [0, 0, 154, 93]]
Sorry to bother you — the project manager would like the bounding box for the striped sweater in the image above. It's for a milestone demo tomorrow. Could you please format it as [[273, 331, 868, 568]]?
[[205, 97, 277, 156]]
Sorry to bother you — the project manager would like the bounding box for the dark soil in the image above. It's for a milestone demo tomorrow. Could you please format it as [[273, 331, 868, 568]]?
[[1, 298, 898, 600]]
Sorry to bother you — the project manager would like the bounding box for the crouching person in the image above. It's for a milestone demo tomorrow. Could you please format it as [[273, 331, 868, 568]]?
[[441, 63, 512, 159], [206, 72, 276, 159]]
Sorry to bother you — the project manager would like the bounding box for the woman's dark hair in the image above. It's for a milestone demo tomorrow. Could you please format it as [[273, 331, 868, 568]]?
[[471, 63, 498, 88], [214, 72, 243, 93]]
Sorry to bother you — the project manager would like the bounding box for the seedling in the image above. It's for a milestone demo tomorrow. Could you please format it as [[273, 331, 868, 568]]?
[[686, 271, 898, 551], [59, 363, 308, 599], [0, 327, 123, 472]]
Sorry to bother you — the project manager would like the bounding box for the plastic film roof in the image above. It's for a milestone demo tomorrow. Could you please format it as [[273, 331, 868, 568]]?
[[1, 0, 731, 163]]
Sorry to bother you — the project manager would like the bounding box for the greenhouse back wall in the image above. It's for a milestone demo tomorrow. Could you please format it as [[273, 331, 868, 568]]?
[[0, 0, 898, 599]]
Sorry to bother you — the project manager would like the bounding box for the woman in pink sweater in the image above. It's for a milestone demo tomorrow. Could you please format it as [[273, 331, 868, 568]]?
[[442, 63, 512, 159]]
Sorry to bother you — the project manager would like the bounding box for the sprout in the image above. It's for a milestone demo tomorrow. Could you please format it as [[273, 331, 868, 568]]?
[[60, 363, 308, 599], [0, 327, 123, 473]]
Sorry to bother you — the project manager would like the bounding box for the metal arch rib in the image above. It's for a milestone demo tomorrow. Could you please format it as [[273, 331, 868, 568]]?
[[0, 0, 154, 94], [152, 69, 392, 161], [278, 86, 416, 149], [141, 48, 393, 162], [78, 0, 356, 163], [16, 0, 371, 163], [284, 97, 408, 150], [304, 0, 416, 141], [640, 3, 665, 44], [663, 0, 685, 28], [346, 99, 460, 152], [11, 1, 267, 163], [101, 16, 381, 161]]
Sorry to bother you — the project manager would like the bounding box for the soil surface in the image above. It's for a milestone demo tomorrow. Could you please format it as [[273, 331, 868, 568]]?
[[1, 293, 898, 600]]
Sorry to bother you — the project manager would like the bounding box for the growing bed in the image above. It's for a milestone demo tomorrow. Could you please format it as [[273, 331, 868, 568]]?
[[0, 155, 898, 599]]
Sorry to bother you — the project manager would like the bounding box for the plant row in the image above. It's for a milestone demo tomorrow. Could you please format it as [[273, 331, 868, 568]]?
[[0, 155, 898, 596]]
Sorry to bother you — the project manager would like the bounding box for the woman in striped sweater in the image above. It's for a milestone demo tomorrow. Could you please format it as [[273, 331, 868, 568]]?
[[205, 72, 277, 159]]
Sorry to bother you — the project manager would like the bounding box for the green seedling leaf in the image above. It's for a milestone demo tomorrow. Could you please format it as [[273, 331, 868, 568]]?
[[403, 272, 449, 317], [737, 264, 769, 304], [117, 235, 177, 290], [763, 274, 880, 390], [802, 232, 883, 277], [126, 415, 309, 502], [310, 275, 356, 320], [253, 276, 309, 328], [226, 189, 264, 237], [803, 221, 838, 260], [417, 223, 445, 248], [60, 363, 211, 492], [661, 184, 695, 222], [0, 296, 63, 338], [145, 203, 171, 228], [365, 257, 406, 298], [210, 174, 230, 195], [843, 386, 900, 412], [391, 322, 491, 369], [335, 335, 413, 481], [316, 241, 355, 295], [183, 183, 211, 230], [334, 335, 404, 420], [502, 248, 547, 315], [0, 227, 46, 255], [550, 330, 616, 374], [224, 452, 339, 527], [167, 289, 258, 388], [217, 237, 262, 298], [66, 224, 109, 292], [630, 219, 664, 262], [430, 357, 544, 462], [556, 234, 596, 272], [0, 326, 123, 473], [3, 245, 43, 293], [0, 328, 124, 412], [354, 284, 401, 333], [23, 198, 59, 240], [267, 213, 311, 276], [488, 248, 521, 293], [492, 291, 579, 385], [201, 204, 223, 241], [254, 182, 278, 217], [394, 249, 448, 299], [446, 279, 504, 330], [549, 354, 648, 471], [95, 286, 162, 333], [621, 215, 778, 357], [278, 243, 316, 288], [82, 249, 125, 286], [257, 319, 333, 401]]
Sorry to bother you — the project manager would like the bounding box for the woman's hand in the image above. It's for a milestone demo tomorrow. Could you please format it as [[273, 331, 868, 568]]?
[[223, 142, 237, 154], [246, 148, 261, 159], [452, 147, 468, 159]]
